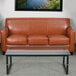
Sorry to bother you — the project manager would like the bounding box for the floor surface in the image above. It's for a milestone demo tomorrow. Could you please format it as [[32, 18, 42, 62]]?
[[0, 52, 76, 76]]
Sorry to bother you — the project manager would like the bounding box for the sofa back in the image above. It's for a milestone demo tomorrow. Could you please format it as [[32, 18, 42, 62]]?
[[6, 18, 70, 35]]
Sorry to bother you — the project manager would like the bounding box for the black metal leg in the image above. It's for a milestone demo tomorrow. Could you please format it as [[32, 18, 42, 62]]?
[[5, 55, 69, 75], [2, 52, 5, 55], [10, 56, 12, 66], [63, 56, 65, 65], [70, 52, 73, 55], [66, 56, 69, 75], [6, 56, 12, 75], [6, 56, 9, 74], [63, 55, 69, 75], [9, 56, 12, 74]]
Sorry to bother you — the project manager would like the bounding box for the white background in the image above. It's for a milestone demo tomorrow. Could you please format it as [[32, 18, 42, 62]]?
[[0, 0, 76, 30]]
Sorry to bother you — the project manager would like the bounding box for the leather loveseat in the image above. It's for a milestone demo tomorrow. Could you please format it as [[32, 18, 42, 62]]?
[[1, 18, 75, 54]]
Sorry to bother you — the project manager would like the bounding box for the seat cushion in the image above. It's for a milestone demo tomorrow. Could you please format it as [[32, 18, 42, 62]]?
[[28, 35, 48, 45], [48, 35, 69, 45], [7, 35, 27, 45]]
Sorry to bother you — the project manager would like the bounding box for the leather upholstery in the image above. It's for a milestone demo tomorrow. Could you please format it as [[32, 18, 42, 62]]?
[[47, 19, 69, 35], [1, 27, 8, 52], [28, 35, 48, 45], [1, 18, 75, 53], [0, 31, 1, 43], [48, 35, 69, 45], [67, 27, 75, 52], [28, 20, 47, 35], [7, 20, 29, 35], [7, 35, 27, 45]]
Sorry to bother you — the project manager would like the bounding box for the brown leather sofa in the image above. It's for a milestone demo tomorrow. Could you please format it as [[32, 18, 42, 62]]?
[[1, 18, 75, 54]]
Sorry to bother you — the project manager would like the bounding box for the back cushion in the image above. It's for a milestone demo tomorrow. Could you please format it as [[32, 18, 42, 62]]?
[[6, 19, 29, 35], [28, 18, 47, 35], [47, 18, 70, 35], [6, 18, 70, 36]]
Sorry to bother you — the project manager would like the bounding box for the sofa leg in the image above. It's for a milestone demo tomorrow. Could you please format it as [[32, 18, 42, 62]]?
[[70, 52, 73, 55], [2, 52, 5, 55]]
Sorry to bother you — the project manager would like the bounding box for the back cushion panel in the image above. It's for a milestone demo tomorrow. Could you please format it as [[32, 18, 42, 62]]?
[[28, 19, 47, 35], [6, 18, 70, 36], [7, 20, 29, 35], [47, 18, 69, 35]]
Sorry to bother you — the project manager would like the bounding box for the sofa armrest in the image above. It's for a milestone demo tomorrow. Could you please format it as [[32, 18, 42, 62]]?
[[67, 27, 75, 52], [1, 27, 8, 52], [67, 27, 74, 37]]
